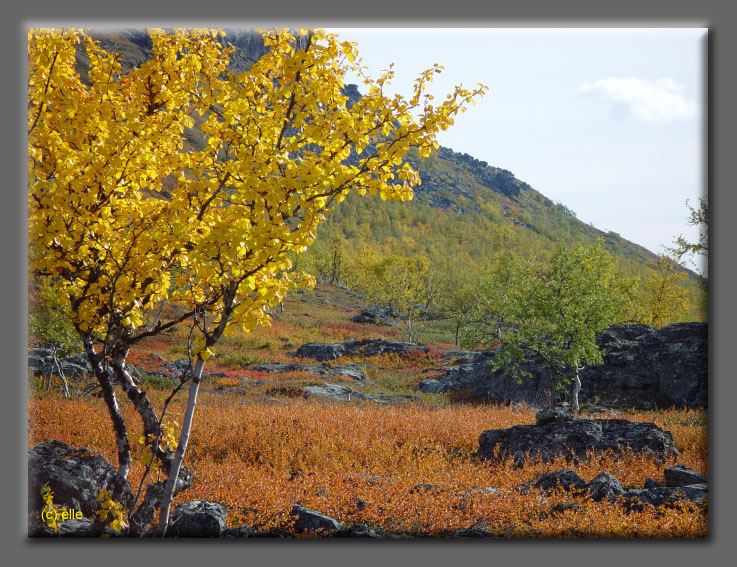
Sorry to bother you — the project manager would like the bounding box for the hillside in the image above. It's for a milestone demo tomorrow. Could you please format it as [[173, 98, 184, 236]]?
[[77, 28, 703, 305], [28, 281, 708, 536]]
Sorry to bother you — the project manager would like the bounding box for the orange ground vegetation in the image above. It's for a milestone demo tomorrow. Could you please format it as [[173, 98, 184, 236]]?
[[28, 391, 708, 538]]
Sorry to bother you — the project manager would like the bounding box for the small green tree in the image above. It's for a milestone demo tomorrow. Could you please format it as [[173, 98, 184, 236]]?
[[493, 242, 630, 413], [672, 197, 708, 264], [356, 255, 432, 342], [440, 269, 477, 346], [640, 252, 690, 327], [460, 250, 528, 349], [29, 278, 83, 398]]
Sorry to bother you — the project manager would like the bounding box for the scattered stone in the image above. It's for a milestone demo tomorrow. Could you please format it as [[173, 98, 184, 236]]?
[[351, 306, 398, 327], [622, 484, 708, 511], [477, 417, 678, 465], [251, 362, 369, 383], [222, 525, 254, 538], [586, 472, 625, 502], [296, 338, 429, 362], [168, 358, 192, 378], [301, 383, 414, 405], [169, 501, 227, 537], [664, 464, 707, 487], [290, 504, 342, 534], [644, 478, 661, 489], [333, 524, 383, 538], [534, 470, 586, 493], [295, 343, 348, 361]]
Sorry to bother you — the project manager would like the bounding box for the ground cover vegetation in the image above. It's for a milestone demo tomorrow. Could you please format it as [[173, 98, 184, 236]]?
[[27, 27, 707, 538], [28, 281, 708, 537]]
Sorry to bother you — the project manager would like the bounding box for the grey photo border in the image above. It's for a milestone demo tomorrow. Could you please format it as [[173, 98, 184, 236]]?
[[3, 0, 731, 565]]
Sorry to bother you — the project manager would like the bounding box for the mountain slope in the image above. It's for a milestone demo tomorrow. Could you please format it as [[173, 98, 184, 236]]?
[[77, 28, 701, 289]]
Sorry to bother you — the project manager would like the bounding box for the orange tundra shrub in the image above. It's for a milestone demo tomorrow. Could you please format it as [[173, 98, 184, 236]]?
[[28, 393, 707, 537]]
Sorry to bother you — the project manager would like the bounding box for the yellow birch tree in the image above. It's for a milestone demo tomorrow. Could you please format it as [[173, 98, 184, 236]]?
[[28, 27, 486, 535]]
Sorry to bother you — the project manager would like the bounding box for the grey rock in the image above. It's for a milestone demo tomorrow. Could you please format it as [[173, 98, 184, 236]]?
[[302, 383, 413, 405], [423, 323, 707, 409], [168, 358, 192, 377], [644, 478, 661, 489], [28, 441, 134, 525], [623, 483, 708, 510], [222, 525, 254, 538], [478, 417, 678, 465], [535, 405, 573, 425], [296, 338, 428, 362], [334, 524, 383, 538], [534, 470, 586, 492], [351, 306, 398, 327], [418, 378, 448, 394], [31, 517, 96, 538], [295, 343, 348, 361], [664, 464, 707, 487], [586, 472, 625, 502], [170, 501, 227, 537], [290, 504, 342, 533], [252, 362, 369, 382]]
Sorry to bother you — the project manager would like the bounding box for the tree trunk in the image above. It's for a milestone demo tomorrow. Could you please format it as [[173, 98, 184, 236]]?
[[156, 356, 206, 536], [50, 345, 70, 398], [455, 321, 460, 347], [82, 339, 131, 500], [111, 347, 175, 469], [571, 366, 581, 414], [156, 285, 236, 536]]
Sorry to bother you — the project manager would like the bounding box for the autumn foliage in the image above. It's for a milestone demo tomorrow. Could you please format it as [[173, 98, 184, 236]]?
[[28, 391, 707, 537]]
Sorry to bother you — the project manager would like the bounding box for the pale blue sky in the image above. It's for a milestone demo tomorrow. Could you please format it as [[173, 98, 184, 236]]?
[[328, 28, 707, 271]]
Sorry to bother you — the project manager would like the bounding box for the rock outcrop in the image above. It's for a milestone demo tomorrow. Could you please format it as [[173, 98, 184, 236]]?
[[28, 440, 134, 536], [351, 306, 398, 326], [301, 383, 414, 404], [296, 338, 429, 362], [419, 323, 707, 409], [521, 466, 707, 510], [477, 407, 679, 465], [251, 362, 369, 382]]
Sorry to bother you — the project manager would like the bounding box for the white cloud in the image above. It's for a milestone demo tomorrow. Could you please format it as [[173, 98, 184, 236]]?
[[577, 77, 698, 122]]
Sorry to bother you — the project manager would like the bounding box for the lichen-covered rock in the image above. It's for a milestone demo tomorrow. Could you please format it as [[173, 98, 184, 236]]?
[[477, 417, 678, 465], [169, 501, 227, 537], [252, 362, 369, 382], [290, 504, 342, 533], [296, 338, 428, 361], [664, 464, 708, 487], [301, 383, 413, 404], [422, 323, 707, 409], [535, 405, 573, 425], [622, 484, 708, 510], [586, 472, 625, 502], [222, 524, 253, 538], [534, 470, 587, 492], [28, 440, 134, 526]]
